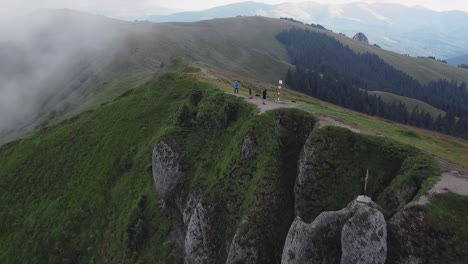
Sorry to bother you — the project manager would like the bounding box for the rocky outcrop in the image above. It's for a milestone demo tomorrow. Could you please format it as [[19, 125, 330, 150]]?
[[281, 210, 352, 263], [380, 184, 419, 212], [226, 219, 259, 264], [227, 110, 316, 264], [341, 206, 387, 264], [240, 134, 256, 159], [387, 205, 428, 263], [353, 32, 369, 44], [185, 203, 217, 264], [282, 196, 387, 264], [151, 112, 445, 264], [152, 141, 186, 206], [226, 179, 295, 263], [295, 135, 324, 222]]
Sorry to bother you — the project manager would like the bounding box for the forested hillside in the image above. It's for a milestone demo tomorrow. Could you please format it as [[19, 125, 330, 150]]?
[[278, 28, 468, 139]]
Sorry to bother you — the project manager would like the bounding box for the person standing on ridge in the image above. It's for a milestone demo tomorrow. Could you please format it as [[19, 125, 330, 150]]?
[[234, 81, 239, 94], [262, 89, 267, 105]]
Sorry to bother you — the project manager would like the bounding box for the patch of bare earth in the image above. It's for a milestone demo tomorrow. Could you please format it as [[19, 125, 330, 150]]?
[[232, 93, 296, 113], [416, 162, 468, 205]]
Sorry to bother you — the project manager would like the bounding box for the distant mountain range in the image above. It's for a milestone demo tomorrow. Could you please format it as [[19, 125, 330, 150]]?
[[148, 1, 468, 61]]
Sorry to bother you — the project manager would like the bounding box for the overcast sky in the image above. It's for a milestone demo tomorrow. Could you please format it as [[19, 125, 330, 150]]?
[[2, 0, 468, 19]]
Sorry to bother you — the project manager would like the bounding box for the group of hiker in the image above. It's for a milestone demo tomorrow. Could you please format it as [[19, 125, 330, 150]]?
[[233, 80, 267, 105]]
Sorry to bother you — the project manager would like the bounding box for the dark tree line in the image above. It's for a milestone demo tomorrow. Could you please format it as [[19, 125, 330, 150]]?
[[286, 67, 468, 139], [277, 28, 468, 139]]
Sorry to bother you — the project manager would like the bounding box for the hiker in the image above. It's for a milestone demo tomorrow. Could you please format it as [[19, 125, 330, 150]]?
[[262, 89, 267, 105], [248, 87, 252, 99], [234, 81, 239, 94]]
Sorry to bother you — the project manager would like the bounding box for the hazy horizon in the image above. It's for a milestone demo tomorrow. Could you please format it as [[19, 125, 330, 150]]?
[[2, 0, 468, 20]]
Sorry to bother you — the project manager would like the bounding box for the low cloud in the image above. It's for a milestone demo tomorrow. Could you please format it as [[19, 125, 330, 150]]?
[[0, 10, 120, 141]]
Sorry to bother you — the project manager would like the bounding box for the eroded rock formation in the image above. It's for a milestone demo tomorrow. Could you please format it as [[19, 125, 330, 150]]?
[[353, 32, 369, 44], [151, 118, 448, 264], [282, 196, 387, 264]]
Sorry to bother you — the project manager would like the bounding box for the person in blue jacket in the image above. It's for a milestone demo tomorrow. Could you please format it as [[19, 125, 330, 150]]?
[[234, 81, 239, 94]]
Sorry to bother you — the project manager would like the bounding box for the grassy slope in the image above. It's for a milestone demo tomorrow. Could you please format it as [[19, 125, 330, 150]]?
[[368, 90, 446, 118], [0, 74, 315, 263], [425, 193, 468, 262], [298, 101, 468, 170], [190, 68, 468, 171], [159, 16, 468, 85], [0, 76, 195, 263], [324, 29, 468, 85], [0, 73, 464, 262]]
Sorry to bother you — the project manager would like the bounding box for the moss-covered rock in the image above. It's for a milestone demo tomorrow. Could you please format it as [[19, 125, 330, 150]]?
[[387, 193, 468, 263], [295, 126, 439, 222], [341, 206, 387, 264], [282, 196, 386, 264], [152, 141, 186, 207]]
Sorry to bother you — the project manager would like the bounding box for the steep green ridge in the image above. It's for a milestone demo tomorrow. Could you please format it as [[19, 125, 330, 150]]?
[[0, 75, 191, 263], [0, 74, 461, 263], [369, 91, 446, 118], [159, 93, 316, 262], [0, 74, 315, 263]]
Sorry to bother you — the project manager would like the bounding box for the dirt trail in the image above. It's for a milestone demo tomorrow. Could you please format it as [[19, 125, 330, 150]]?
[[199, 66, 368, 133], [232, 93, 296, 113], [233, 93, 468, 204], [231, 93, 366, 134], [416, 170, 468, 205]]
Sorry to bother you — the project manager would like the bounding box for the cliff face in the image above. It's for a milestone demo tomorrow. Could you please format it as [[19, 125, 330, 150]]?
[[151, 86, 456, 264], [152, 106, 316, 263]]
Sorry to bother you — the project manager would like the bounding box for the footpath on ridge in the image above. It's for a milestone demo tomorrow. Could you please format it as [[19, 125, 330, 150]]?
[[232, 93, 468, 204], [231, 93, 363, 134]]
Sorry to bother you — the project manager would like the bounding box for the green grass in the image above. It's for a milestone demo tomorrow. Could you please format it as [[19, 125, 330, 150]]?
[[157, 89, 316, 260], [424, 193, 468, 262], [369, 91, 446, 118], [298, 101, 468, 170], [0, 71, 460, 263], [397, 129, 421, 139], [0, 73, 316, 263], [0, 75, 195, 263], [295, 126, 439, 220]]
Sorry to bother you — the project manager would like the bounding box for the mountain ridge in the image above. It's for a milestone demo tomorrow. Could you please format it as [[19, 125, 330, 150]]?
[[2, 10, 468, 145], [147, 1, 468, 60], [1, 73, 467, 263]]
